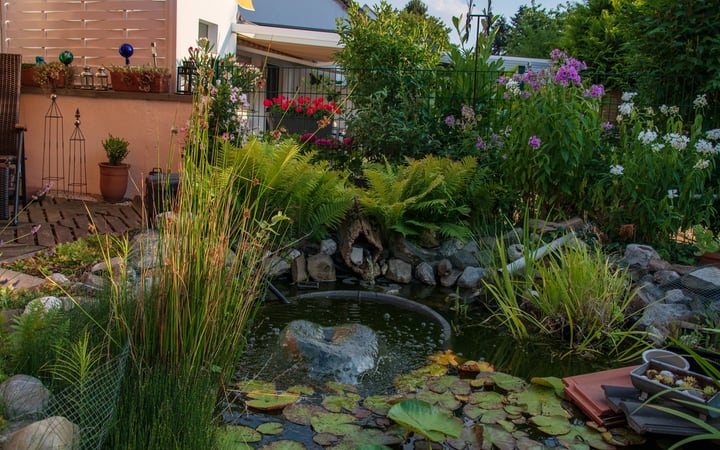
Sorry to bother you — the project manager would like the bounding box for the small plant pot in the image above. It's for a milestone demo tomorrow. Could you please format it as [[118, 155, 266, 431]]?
[[699, 251, 720, 268], [99, 163, 129, 202], [642, 349, 690, 370]]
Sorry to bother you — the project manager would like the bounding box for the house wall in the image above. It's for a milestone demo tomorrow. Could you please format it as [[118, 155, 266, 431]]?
[[19, 91, 191, 199], [238, 0, 347, 31], [176, 0, 239, 62]]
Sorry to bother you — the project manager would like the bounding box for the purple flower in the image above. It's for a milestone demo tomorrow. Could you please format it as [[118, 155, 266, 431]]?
[[601, 122, 614, 130], [476, 137, 485, 148], [553, 65, 582, 87], [528, 136, 542, 150], [444, 115, 456, 128], [31, 224, 41, 234], [583, 84, 605, 98]]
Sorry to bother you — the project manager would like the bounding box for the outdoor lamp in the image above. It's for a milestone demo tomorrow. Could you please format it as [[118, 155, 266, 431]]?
[[176, 61, 195, 94], [95, 65, 109, 90], [80, 65, 94, 89]]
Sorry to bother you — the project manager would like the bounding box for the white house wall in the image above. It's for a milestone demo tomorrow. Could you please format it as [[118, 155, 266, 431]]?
[[176, 0, 239, 61]]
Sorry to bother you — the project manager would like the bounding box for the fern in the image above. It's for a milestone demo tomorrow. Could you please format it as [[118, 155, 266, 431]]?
[[220, 138, 355, 239], [359, 155, 478, 241], [3, 305, 69, 377]]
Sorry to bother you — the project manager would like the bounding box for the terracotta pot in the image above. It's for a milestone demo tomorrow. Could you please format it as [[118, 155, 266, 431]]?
[[110, 71, 170, 93], [699, 251, 720, 268], [21, 66, 66, 88], [98, 163, 129, 202]]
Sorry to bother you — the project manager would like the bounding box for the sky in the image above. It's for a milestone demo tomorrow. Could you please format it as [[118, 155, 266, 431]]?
[[383, 0, 573, 39]]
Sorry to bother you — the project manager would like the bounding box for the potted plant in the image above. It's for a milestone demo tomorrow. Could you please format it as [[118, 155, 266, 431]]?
[[99, 134, 130, 202], [109, 65, 171, 93], [692, 225, 720, 267], [22, 61, 68, 88]]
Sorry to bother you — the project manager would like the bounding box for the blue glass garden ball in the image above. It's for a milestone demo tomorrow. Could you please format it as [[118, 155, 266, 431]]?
[[119, 43, 134, 64], [59, 50, 74, 66]]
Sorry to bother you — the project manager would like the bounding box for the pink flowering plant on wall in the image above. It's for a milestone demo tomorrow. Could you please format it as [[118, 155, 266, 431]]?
[[591, 93, 719, 242], [494, 49, 606, 213]]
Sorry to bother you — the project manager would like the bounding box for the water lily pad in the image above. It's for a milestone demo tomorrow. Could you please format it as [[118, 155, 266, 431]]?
[[458, 360, 495, 374], [363, 395, 402, 416], [245, 391, 300, 411], [217, 425, 261, 446], [508, 384, 570, 418], [387, 398, 463, 442], [468, 391, 505, 409], [556, 424, 616, 450], [282, 403, 326, 426], [333, 427, 404, 449], [427, 375, 471, 396], [529, 414, 571, 435], [258, 440, 305, 450], [322, 393, 360, 413], [530, 376, 566, 399], [325, 381, 358, 394], [313, 432, 339, 446], [515, 435, 546, 450], [256, 422, 284, 435], [416, 389, 462, 410], [233, 380, 275, 393], [603, 426, 647, 447], [310, 411, 359, 435], [427, 349, 465, 367], [490, 372, 527, 392], [504, 404, 525, 417], [446, 423, 483, 449], [287, 384, 314, 395], [479, 423, 516, 450]]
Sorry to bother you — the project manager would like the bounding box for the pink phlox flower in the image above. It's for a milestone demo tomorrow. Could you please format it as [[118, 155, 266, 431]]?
[[528, 135, 542, 149]]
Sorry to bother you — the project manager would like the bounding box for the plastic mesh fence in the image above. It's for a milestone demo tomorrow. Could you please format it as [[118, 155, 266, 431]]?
[[45, 342, 129, 450]]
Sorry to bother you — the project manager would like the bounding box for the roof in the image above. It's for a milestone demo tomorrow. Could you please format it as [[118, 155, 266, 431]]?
[[233, 23, 341, 66]]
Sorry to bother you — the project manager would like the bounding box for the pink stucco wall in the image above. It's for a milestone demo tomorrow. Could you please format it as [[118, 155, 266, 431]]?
[[19, 90, 192, 200]]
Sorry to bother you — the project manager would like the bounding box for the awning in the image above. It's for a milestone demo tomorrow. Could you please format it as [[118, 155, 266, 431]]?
[[232, 23, 341, 66]]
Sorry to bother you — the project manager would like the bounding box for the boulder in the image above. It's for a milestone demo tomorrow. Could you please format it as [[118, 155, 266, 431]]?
[[624, 244, 661, 268], [457, 267, 486, 289], [414, 262, 436, 286], [385, 258, 413, 284], [279, 320, 378, 384], [307, 253, 336, 282], [5, 416, 78, 450], [0, 375, 51, 421]]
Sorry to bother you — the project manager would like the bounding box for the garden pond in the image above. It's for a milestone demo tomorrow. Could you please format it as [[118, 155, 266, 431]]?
[[223, 278, 658, 449]]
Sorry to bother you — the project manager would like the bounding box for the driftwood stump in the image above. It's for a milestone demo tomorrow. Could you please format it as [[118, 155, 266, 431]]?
[[339, 216, 383, 281]]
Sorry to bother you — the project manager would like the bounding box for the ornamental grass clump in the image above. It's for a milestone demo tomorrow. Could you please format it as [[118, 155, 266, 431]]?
[[105, 39, 288, 448], [483, 221, 646, 358]]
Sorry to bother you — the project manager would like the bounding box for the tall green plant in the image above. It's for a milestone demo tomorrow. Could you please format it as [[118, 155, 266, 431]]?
[[495, 50, 605, 215]]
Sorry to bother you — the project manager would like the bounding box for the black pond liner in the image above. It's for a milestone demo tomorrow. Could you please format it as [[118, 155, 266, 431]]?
[[294, 290, 453, 347]]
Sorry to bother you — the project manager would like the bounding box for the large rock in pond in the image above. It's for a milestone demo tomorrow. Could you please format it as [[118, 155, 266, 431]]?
[[279, 320, 378, 385]]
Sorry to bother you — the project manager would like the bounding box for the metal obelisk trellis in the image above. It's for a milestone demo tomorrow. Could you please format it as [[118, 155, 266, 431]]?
[[42, 94, 65, 192], [68, 108, 87, 196]]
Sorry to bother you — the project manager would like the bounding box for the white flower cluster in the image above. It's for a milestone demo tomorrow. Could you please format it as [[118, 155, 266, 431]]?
[[609, 164, 624, 175], [659, 105, 680, 116], [621, 92, 638, 102], [664, 133, 689, 151], [505, 79, 522, 97], [693, 94, 708, 109], [694, 159, 710, 169], [637, 130, 658, 144]]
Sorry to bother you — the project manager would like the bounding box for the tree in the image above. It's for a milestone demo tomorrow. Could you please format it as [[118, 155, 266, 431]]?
[[560, 0, 627, 73], [504, 2, 565, 58], [334, 1, 451, 162]]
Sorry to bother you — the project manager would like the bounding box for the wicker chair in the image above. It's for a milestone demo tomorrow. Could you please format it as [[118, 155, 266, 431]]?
[[0, 53, 27, 225]]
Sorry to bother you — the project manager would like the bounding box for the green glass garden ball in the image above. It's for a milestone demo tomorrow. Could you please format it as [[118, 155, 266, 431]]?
[[59, 50, 74, 66]]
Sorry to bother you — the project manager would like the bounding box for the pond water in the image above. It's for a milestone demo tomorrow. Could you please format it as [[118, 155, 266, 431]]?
[[234, 277, 624, 394]]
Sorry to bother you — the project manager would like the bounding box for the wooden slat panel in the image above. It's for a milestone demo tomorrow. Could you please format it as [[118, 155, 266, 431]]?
[[3, 0, 169, 64]]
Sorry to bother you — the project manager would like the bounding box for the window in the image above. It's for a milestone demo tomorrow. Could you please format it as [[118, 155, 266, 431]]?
[[198, 21, 218, 49]]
